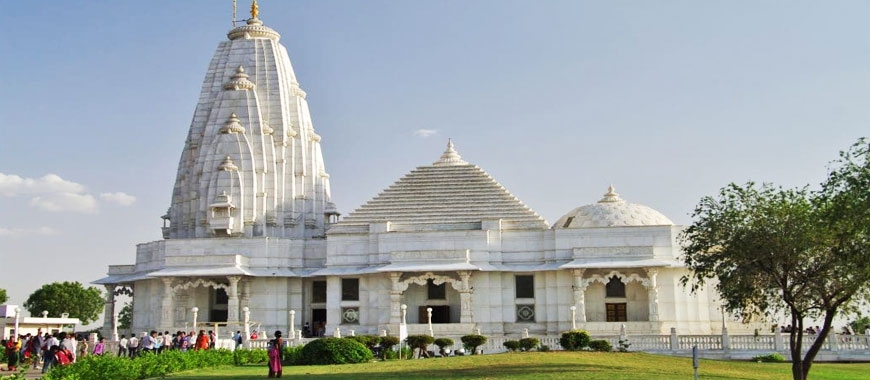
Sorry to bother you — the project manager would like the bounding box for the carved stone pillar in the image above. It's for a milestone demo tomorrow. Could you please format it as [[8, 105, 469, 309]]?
[[457, 271, 474, 323], [645, 268, 660, 321], [102, 285, 116, 339], [227, 276, 242, 323], [572, 269, 587, 322], [389, 272, 403, 324], [160, 278, 174, 329]]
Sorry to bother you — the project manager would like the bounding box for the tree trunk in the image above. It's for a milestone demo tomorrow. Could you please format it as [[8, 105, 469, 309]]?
[[790, 315, 804, 380], [800, 311, 837, 380]]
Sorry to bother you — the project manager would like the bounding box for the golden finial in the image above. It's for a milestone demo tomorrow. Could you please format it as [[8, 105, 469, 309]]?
[[250, 0, 259, 19]]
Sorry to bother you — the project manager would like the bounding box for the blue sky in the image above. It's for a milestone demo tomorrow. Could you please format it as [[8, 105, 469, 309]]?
[[0, 1, 868, 322]]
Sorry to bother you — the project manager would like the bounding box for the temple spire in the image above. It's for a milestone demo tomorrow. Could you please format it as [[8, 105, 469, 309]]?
[[251, 0, 259, 19]]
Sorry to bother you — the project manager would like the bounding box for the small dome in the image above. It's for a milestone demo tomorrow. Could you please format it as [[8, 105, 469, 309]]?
[[554, 185, 673, 229]]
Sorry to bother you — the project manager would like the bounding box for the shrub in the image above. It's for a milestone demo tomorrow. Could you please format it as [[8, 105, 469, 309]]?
[[384, 346, 413, 360], [282, 345, 304, 365], [560, 330, 591, 351], [503, 340, 520, 352], [405, 335, 435, 358], [460, 334, 488, 354], [518, 337, 540, 352], [379, 336, 400, 360], [42, 349, 234, 380], [233, 348, 269, 365], [752, 353, 786, 363], [298, 338, 373, 365], [589, 339, 613, 352], [539, 344, 551, 352], [618, 338, 631, 352], [433, 338, 454, 356], [346, 335, 381, 350]]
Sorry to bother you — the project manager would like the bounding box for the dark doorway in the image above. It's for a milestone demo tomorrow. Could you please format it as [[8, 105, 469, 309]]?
[[418, 305, 450, 324]]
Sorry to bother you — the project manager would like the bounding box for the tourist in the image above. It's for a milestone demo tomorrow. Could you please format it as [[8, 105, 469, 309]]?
[[61, 333, 77, 363], [118, 334, 128, 357], [162, 331, 172, 353], [127, 333, 139, 357], [234, 330, 243, 348], [4, 337, 21, 371], [267, 331, 284, 378], [93, 337, 106, 355], [143, 330, 157, 353], [303, 322, 310, 338], [195, 330, 209, 350], [42, 333, 59, 372], [208, 330, 216, 349], [77, 335, 89, 359], [55, 345, 73, 366]]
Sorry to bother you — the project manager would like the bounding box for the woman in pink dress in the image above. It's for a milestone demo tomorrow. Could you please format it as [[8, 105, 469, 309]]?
[[267, 331, 284, 378]]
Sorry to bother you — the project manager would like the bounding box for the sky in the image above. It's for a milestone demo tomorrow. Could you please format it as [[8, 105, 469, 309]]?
[[0, 1, 868, 326]]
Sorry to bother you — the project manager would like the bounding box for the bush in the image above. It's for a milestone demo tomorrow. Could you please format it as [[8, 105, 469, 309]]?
[[282, 345, 304, 365], [42, 349, 234, 380], [752, 353, 786, 363], [433, 338, 454, 356], [346, 335, 381, 350], [503, 340, 520, 352], [589, 340, 613, 352], [460, 334, 488, 354], [560, 330, 591, 351], [298, 338, 373, 365], [379, 336, 400, 360], [518, 337, 540, 352], [539, 344, 551, 352], [233, 348, 269, 365], [384, 346, 413, 360], [405, 335, 435, 358]]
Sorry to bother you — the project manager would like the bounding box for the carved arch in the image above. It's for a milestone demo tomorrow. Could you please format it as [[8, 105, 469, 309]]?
[[171, 278, 229, 291], [398, 272, 462, 292], [582, 270, 651, 288]]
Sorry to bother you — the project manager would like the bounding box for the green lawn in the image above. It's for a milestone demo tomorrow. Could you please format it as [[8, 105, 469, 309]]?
[[164, 352, 870, 380]]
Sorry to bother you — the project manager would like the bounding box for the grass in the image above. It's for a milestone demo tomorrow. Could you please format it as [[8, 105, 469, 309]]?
[[163, 352, 870, 380]]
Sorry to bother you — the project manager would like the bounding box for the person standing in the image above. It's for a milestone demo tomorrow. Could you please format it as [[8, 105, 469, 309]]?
[[4, 337, 21, 371], [93, 338, 106, 355], [127, 334, 139, 358], [267, 331, 284, 378], [118, 335, 128, 357], [194, 330, 209, 351]]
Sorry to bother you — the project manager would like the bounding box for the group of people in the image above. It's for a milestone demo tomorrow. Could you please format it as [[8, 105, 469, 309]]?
[[118, 329, 217, 357], [1, 330, 107, 374], [302, 321, 326, 338]]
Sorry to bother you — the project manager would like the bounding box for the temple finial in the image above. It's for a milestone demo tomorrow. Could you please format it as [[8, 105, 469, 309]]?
[[251, 0, 259, 19]]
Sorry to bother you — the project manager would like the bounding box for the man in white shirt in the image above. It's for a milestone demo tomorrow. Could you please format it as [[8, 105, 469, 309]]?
[[118, 335, 128, 357], [127, 334, 139, 357]]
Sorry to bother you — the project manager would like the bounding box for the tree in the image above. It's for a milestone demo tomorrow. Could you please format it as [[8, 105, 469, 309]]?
[[680, 138, 870, 380], [118, 301, 133, 330], [848, 316, 870, 335], [0, 288, 7, 304], [23, 281, 104, 325]]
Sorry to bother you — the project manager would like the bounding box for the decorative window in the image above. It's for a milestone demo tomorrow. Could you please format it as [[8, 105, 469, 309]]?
[[606, 303, 627, 322], [341, 307, 360, 324], [427, 279, 446, 300], [312, 281, 327, 303], [515, 275, 534, 299], [516, 304, 536, 322], [341, 278, 359, 301], [605, 276, 626, 298], [214, 288, 228, 305]]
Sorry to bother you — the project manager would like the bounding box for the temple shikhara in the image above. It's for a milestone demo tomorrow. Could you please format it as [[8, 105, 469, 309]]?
[[95, 3, 729, 340]]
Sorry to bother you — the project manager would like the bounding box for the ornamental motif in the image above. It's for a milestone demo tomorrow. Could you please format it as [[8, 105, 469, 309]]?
[[342, 307, 359, 324], [516, 305, 535, 322]]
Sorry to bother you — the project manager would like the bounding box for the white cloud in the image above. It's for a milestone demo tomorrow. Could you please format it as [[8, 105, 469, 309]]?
[[413, 129, 438, 138], [100, 192, 137, 206], [0, 173, 85, 196], [0, 226, 57, 238], [29, 192, 98, 213]]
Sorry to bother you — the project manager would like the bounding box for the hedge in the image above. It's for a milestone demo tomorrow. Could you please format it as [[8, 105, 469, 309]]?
[[298, 338, 373, 365], [42, 349, 234, 380]]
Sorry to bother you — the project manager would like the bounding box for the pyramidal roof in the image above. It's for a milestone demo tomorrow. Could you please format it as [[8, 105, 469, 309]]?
[[332, 141, 549, 231]]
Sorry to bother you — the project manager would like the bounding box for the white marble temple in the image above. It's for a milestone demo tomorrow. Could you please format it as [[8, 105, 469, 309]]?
[[96, 6, 737, 341]]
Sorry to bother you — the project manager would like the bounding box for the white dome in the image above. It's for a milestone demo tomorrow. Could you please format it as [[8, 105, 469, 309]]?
[[554, 186, 673, 229]]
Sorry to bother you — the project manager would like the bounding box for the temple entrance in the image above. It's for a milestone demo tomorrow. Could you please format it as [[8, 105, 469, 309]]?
[[418, 305, 450, 323], [311, 308, 326, 337]]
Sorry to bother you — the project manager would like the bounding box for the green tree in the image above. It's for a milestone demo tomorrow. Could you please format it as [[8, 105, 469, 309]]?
[[118, 302, 133, 330], [0, 288, 7, 304], [848, 316, 870, 335], [680, 138, 870, 380], [23, 281, 104, 325]]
